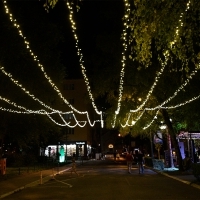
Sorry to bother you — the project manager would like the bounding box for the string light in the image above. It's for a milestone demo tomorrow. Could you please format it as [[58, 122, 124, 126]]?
[[1, 0, 197, 130], [170, 0, 191, 48], [0, 93, 100, 127], [111, 0, 131, 128], [143, 110, 159, 130], [66, 2, 103, 127], [120, 110, 145, 128], [3, 0, 103, 127], [130, 52, 169, 113], [130, 0, 191, 114], [143, 91, 200, 130], [128, 0, 194, 129], [160, 94, 200, 110], [145, 68, 198, 111], [116, 0, 194, 130]]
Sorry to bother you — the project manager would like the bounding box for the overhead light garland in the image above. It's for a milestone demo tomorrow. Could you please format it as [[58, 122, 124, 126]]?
[[143, 110, 159, 130], [130, 1, 191, 115], [128, 0, 196, 129], [0, 93, 97, 127], [145, 68, 198, 111], [2, 0, 103, 127], [111, 0, 131, 128], [1, 0, 197, 130], [130, 52, 169, 113], [120, 109, 145, 128], [66, 1, 103, 127]]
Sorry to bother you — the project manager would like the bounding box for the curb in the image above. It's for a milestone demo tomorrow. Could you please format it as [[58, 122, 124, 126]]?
[[147, 166, 200, 190], [160, 171, 200, 190]]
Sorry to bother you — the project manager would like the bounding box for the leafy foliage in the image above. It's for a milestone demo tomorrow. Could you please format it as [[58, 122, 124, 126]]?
[[127, 0, 200, 69]]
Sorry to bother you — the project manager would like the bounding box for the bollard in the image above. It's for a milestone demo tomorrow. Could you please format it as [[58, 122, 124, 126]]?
[[57, 162, 59, 174], [52, 168, 55, 179], [40, 171, 43, 185]]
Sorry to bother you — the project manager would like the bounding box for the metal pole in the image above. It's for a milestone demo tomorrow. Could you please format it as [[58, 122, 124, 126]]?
[[150, 130, 154, 158], [167, 130, 174, 168], [40, 171, 43, 184], [52, 168, 55, 179]]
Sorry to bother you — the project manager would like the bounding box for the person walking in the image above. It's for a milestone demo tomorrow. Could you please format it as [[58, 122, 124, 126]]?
[[113, 151, 117, 161], [136, 150, 144, 174], [126, 151, 134, 174], [70, 158, 79, 176]]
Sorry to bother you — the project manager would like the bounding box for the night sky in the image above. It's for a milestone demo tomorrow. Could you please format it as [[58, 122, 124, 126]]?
[[0, 0, 124, 79]]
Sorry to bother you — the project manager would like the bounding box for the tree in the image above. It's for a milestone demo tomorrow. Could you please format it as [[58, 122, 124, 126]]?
[[127, 0, 200, 70], [84, 1, 200, 171]]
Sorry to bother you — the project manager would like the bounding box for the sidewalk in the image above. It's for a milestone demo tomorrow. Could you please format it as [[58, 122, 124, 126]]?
[[154, 167, 200, 190], [0, 164, 72, 199]]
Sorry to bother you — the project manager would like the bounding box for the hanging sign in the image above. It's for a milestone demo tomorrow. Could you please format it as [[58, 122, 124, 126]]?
[[154, 131, 163, 144]]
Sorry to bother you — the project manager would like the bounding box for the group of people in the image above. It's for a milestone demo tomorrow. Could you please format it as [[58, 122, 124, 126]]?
[[126, 150, 144, 174]]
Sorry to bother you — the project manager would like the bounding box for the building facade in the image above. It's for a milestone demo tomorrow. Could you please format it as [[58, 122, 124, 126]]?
[[44, 79, 100, 162]]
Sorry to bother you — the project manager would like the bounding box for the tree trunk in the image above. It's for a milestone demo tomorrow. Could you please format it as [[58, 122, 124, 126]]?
[[158, 149, 160, 159], [161, 109, 184, 171]]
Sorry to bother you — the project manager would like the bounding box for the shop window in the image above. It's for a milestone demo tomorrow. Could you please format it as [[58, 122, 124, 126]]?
[[67, 144, 76, 156], [78, 144, 84, 156]]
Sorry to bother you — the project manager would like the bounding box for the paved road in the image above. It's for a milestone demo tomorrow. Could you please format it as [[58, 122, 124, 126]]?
[[3, 160, 200, 200]]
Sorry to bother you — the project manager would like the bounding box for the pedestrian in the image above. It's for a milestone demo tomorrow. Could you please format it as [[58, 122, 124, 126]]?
[[126, 151, 134, 174], [70, 158, 79, 176], [113, 151, 117, 161], [116, 151, 120, 160], [136, 150, 144, 174]]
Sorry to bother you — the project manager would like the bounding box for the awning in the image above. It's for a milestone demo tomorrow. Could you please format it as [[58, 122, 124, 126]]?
[[178, 131, 200, 139]]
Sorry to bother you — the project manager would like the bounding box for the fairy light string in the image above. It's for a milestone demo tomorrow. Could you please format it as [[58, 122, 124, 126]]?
[[130, 52, 169, 113], [143, 91, 200, 130], [110, 0, 131, 128], [1, 0, 198, 130], [145, 68, 198, 111], [130, 1, 191, 114], [3, 0, 103, 127], [143, 110, 160, 130], [128, 0, 194, 126], [120, 109, 145, 128], [0, 93, 95, 127], [66, 2, 104, 126]]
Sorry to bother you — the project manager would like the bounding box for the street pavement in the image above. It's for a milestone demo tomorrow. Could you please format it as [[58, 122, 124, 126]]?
[[0, 159, 200, 199]]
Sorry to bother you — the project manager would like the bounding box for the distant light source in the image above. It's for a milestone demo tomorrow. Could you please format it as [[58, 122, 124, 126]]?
[[160, 125, 167, 130]]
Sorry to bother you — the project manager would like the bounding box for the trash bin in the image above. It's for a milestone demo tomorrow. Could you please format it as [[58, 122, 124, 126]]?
[[0, 158, 6, 175]]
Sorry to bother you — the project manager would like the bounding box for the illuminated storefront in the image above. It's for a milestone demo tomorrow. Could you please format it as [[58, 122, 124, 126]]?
[[43, 141, 91, 163]]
